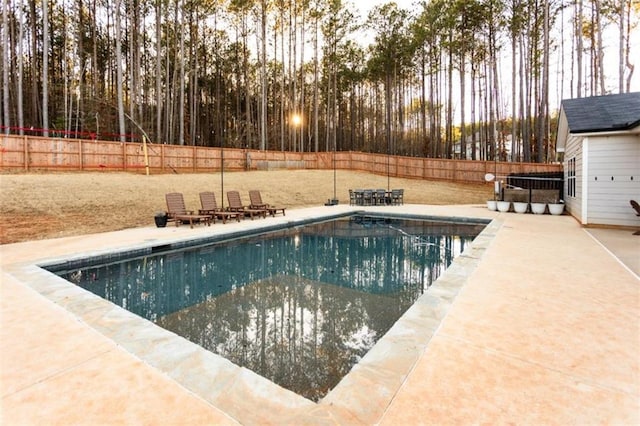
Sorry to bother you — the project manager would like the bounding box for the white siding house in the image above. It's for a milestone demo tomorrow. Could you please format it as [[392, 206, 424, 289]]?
[[556, 92, 640, 227]]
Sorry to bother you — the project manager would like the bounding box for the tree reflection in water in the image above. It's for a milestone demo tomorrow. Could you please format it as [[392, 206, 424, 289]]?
[[157, 276, 402, 401], [62, 216, 484, 401]]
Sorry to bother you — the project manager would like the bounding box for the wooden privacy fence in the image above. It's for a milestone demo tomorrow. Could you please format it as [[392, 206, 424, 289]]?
[[0, 135, 561, 184]]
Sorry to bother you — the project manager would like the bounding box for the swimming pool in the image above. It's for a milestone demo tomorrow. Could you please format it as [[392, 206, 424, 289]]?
[[51, 214, 485, 401]]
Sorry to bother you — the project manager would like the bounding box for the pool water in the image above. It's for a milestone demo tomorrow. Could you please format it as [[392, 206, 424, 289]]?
[[58, 215, 484, 401]]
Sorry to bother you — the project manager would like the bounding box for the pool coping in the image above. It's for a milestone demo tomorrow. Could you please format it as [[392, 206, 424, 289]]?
[[3, 207, 499, 424]]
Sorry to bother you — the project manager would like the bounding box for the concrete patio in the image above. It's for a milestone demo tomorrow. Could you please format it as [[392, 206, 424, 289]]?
[[1, 204, 638, 424]]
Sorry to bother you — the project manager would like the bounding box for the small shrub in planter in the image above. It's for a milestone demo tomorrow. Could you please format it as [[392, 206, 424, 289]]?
[[497, 201, 511, 212], [154, 212, 168, 227], [530, 203, 547, 214], [513, 202, 528, 213], [548, 202, 565, 215]]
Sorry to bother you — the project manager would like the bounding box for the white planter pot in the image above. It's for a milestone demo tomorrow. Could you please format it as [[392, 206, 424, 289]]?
[[513, 202, 528, 214], [497, 201, 511, 212], [548, 203, 565, 215], [530, 203, 546, 214], [487, 200, 497, 211]]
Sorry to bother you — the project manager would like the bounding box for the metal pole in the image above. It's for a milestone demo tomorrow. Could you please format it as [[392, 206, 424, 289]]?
[[494, 137, 498, 200], [387, 139, 391, 191], [220, 132, 225, 209], [142, 135, 150, 176], [333, 143, 337, 202]]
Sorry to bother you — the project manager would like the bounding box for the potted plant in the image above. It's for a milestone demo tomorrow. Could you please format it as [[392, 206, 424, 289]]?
[[154, 211, 168, 227], [497, 200, 511, 212], [548, 200, 565, 215], [513, 201, 528, 213], [530, 202, 547, 214]]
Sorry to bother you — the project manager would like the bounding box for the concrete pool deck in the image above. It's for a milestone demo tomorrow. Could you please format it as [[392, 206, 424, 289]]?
[[1, 204, 638, 424]]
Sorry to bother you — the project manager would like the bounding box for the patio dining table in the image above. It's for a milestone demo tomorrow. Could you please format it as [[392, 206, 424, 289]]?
[[351, 189, 393, 206]]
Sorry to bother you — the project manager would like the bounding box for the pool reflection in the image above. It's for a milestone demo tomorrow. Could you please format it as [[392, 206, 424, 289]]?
[[158, 275, 405, 401], [62, 217, 483, 401]]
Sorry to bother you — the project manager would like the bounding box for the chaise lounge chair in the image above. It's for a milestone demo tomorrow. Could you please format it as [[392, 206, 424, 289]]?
[[631, 200, 640, 235], [165, 192, 211, 228], [227, 191, 267, 219], [199, 192, 242, 224], [249, 190, 286, 216]]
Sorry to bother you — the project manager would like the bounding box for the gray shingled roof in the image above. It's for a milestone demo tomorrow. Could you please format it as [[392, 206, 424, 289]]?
[[561, 92, 640, 134]]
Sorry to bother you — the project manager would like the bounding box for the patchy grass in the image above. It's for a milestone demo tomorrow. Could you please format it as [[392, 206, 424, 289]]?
[[0, 170, 492, 244]]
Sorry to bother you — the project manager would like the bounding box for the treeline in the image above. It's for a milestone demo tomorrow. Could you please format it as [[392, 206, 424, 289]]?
[[0, 0, 637, 162]]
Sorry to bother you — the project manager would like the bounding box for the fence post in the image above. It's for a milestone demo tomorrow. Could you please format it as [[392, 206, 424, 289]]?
[[79, 139, 83, 171], [394, 155, 398, 178], [121, 142, 126, 171], [23, 135, 28, 171], [452, 159, 456, 181], [161, 144, 165, 172]]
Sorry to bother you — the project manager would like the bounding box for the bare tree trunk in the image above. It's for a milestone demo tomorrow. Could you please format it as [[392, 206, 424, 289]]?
[[536, 0, 549, 163], [2, 0, 10, 133], [135, 0, 142, 121], [623, 0, 634, 91], [17, 0, 25, 134], [167, 0, 179, 144], [490, 36, 499, 162], [432, 50, 441, 157], [419, 50, 427, 157], [349, 82, 356, 151], [471, 61, 477, 161], [576, 0, 583, 97], [241, 12, 253, 148], [29, 0, 39, 125], [593, 0, 605, 95], [74, 0, 83, 134], [155, 0, 162, 142], [42, 0, 49, 136], [127, 0, 141, 133], [63, 24, 69, 134], [432, 56, 437, 157], [459, 51, 466, 160], [558, 0, 566, 116], [445, 31, 453, 158], [289, 0, 297, 151], [178, 0, 185, 145], [520, 35, 530, 162], [115, 0, 126, 141], [91, 0, 98, 98], [510, 0, 517, 161], [189, 11, 198, 145], [259, 0, 267, 150], [336, 64, 338, 151], [128, 0, 134, 132], [313, 4, 319, 152], [299, 8, 305, 152], [279, 6, 285, 151], [324, 59, 332, 152], [618, 0, 625, 92]]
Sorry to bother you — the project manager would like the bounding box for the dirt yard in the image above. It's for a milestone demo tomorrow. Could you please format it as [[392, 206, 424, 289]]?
[[0, 170, 492, 244]]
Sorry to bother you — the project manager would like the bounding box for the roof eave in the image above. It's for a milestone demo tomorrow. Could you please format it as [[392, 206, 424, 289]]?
[[570, 119, 640, 135]]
